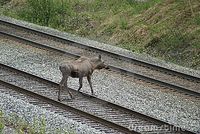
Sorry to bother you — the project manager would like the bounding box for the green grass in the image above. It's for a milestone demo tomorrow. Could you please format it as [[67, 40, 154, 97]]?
[[127, 0, 163, 14], [0, 109, 75, 134], [194, 16, 200, 25], [119, 17, 128, 30], [0, 111, 5, 133], [18, 0, 73, 26]]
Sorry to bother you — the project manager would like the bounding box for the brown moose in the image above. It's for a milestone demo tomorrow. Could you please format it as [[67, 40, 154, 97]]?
[[58, 55, 108, 101]]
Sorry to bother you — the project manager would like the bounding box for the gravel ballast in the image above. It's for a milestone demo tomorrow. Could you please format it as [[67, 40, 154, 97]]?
[[0, 91, 105, 134], [0, 16, 200, 78], [0, 37, 199, 133]]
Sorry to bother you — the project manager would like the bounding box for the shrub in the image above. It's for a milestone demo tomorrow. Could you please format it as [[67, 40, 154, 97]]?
[[18, 0, 73, 27], [120, 17, 128, 30]]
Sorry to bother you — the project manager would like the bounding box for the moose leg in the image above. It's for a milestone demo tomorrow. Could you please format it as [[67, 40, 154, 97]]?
[[78, 77, 83, 92], [64, 77, 73, 99], [87, 75, 94, 95], [58, 75, 66, 101]]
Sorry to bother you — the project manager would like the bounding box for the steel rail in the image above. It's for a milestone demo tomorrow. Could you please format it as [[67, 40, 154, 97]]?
[[0, 73, 138, 134], [1, 30, 199, 98], [0, 63, 195, 134], [0, 18, 200, 83]]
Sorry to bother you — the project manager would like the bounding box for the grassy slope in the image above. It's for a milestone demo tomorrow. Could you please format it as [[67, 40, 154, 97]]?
[[1, 0, 200, 69]]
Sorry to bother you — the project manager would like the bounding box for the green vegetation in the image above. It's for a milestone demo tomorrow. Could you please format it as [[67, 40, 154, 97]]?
[[0, 0, 200, 69], [0, 110, 75, 134], [0, 111, 5, 133]]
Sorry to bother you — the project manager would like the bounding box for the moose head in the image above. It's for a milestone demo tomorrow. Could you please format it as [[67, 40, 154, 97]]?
[[90, 55, 109, 70]]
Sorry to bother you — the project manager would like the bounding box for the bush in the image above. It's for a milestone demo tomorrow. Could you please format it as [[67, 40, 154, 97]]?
[[120, 17, 128, 30], [19, 0, 73, 27]]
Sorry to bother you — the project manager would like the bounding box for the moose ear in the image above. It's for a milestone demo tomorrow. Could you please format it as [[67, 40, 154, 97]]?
[[98, 55, 101, 60]]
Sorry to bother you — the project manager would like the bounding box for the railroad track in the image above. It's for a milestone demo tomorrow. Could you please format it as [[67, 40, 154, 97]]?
[[0, 19, 199, 99], [0, 63, 194, 134]]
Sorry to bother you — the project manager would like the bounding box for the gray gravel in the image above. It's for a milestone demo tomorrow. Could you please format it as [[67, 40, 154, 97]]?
[[0, 36, 199, 134], [0, 16, 200, 77], [0, 91, 105, 134], [2, 126, 16, 134]]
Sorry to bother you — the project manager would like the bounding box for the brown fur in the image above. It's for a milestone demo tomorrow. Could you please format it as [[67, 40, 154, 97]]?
[[58, 55, 108, 101]]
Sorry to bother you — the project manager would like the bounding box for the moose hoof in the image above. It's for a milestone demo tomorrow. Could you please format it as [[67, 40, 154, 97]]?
[[91, 93, 97, 97]]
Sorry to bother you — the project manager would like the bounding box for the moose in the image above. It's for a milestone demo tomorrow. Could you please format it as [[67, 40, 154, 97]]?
[[58, 55, 108, 101]]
